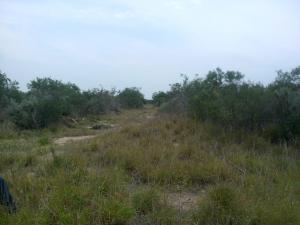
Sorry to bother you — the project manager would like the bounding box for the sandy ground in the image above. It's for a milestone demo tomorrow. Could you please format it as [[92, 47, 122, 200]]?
[[54, 135, 97, 145], [166, 191, 203, 211]]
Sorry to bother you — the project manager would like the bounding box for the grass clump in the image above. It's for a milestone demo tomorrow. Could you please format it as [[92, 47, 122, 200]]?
[[132, 187, 161, 214], [96, 168, 130, 196], [193, 185, 248, 225], [131, 187, 178, 225], [38, 136, 50, 146], [251, 200, 300, 225], [100, 199, 135, 225]]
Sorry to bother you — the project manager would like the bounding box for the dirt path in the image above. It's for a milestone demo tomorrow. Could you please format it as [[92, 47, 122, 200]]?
[[54, 135, 97, 145], [53, 106, 156, 146]]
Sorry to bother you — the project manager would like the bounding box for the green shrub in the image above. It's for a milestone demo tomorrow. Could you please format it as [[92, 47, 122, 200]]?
[[152, 91, 168, 106], [118, 88, 144, 109], [10, 77, 82, 128], [81, 88, 119, 115], [163, 66, 300, 143], [0, 70, 22, 121]]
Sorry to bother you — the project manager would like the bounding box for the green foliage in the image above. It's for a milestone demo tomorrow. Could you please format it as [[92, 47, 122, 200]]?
[[0, 71, 22, 121], [152, 91, 168, 106], [0, 70, 148, 129], [3, 76, 120, 129], [163, 66, 300, 143], [9, 77, 82, 128], [38, 136, 50, 146], [118, 88, 144, 109], [81, 88, 119, 115]]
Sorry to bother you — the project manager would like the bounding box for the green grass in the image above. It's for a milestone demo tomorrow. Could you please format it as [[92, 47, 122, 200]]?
[[0, 106, 299, 225]]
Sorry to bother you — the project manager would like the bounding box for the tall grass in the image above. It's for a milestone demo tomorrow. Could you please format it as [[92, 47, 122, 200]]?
[[0, 108, 299, 225]]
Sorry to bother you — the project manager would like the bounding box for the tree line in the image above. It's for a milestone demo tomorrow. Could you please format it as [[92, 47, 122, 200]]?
[[0, 71, 145, 129], [2, 67, 300, 143], [153, 66, 300, 144]]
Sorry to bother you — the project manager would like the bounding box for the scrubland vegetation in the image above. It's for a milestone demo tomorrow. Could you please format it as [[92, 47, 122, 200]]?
[[154, 66, 300, 144], [0, 71, 145, 129], [0, 68, 300, 225]]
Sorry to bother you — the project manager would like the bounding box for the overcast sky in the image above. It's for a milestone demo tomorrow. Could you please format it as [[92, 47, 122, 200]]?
[[0, 0, 299, 98]]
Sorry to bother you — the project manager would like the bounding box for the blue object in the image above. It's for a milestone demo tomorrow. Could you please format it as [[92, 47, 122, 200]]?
[[0, 177, 16, 213]]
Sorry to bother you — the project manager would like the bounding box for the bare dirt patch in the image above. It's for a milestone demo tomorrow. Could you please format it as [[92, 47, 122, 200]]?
[[166, 191, 203, 211], [54, 135, 97, 145]]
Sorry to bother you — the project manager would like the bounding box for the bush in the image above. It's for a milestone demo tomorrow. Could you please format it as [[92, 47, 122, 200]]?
[[0, 73, 122, 129], [81, 88, 119, 115], [9, 78, 82, 128], [162, 66, 300, 143], [118, 88, 144, 109], [152, 91, 168, 106], [0, 71, 22, 121]]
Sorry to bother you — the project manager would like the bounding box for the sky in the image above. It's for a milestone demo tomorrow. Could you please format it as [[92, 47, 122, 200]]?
[[0, 0, 299, 98]]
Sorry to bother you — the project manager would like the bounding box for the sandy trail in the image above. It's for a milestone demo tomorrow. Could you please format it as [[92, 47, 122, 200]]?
[[53, 109, 155, 146], [54, 135, 97, 145]]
